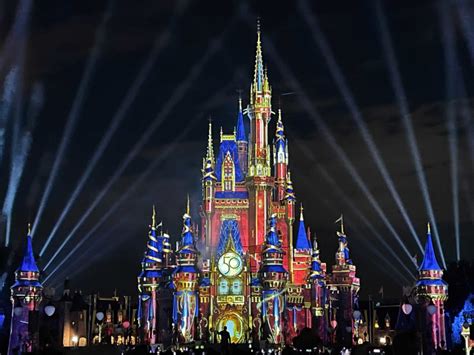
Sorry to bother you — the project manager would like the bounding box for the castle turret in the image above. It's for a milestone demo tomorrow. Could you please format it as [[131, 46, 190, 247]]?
[[8, 225, 43, 355], [293, 205, 311, 285], [308, 234, 328, 342], [415, 223, 448, 352], [284, 171, 296, 278], [202, 121, 217, 250], [172, 197, 200, 344], [326, 216, 360, 347], [137, 206, 163, 344], [236, 97, 248, 175], [260, 214, 288, 346], [274, 109, 288, 201]]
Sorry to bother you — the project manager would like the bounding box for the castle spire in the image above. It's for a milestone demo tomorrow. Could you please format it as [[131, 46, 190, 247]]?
[[284, 171, 296, 201], [236, 96, 247, 142], [309, 234, 323, 279], [419, 222, 441, 271], [253, 19, 264, 92], [295, 204, 311, 249], [206, 120, 215, 165], [18, 224, 40, 274], [145, 206, 162, 263], [180, 196, 196, 251]]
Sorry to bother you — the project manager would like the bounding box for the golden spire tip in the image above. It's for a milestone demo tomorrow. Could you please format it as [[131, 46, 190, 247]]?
[[427, 221, 431, 234], [186, 194, 190, 215], [152, 205, 156, 227], [27, 223, 31, 235]]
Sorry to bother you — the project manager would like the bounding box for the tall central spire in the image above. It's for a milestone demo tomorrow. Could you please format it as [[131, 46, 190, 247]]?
[[253, 20, 264, 92]]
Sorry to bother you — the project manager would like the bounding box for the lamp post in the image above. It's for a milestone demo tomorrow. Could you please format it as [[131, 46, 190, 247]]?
[[353, 310, 361, 343], [461, 322, 471, 355], [96, 311, 104, 344]]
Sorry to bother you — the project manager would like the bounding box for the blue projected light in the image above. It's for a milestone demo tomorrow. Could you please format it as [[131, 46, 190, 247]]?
[[451, 294, 474, 344]]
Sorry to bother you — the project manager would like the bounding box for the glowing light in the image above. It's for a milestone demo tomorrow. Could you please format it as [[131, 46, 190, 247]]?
[[298, 0, 423, 253], [374, 1, 446, 268], [44, 114, 201, 282], [260, 31, 418, 271], [31, 2, 113, 239], [42, 18, 236, 271], [3, 130, 32, 246], [0, 67, 18, 168], [71, 335, 78, 345], [454, 0, 474, 63], [293, 139, 416, 283], [0, 0, 34, 73], [39, 20, 174, 257], [439, 3, 461, 261], [379, 337, 386, 345]]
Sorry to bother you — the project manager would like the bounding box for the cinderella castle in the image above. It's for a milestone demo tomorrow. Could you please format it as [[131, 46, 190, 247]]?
[[5, 24, 451, 355], [136, 25, 361, 348]]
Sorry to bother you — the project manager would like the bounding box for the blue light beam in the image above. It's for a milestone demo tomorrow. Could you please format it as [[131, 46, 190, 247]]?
[[439, 2, 461, 261], [45, 75, 240, 280], [0, 0, 33, 74], [0, 67, 18, 169], [3, 83, 43, 246], [454, 0, 474, 64], [298, 0, 423, 253], [42, 19, 236, 270], [31, 1, 114, 239], [253, 27, 418, 269], [294, 137, 417, 281], [39, 11, 178, 256], [43, 114, 200, 282], [373, 1, 447, 268]]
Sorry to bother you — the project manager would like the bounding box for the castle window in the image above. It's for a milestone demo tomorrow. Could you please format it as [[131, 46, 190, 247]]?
[[231, 279, 243, 295], [218, 278, 229, 295], [222, 152, 235, 191]]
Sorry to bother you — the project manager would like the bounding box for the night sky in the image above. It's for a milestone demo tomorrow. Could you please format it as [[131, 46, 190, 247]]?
[[1, 0, 473, 299]]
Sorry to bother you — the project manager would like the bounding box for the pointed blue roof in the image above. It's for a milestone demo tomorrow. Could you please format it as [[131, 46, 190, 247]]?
[[216, 219, 244, 258], [18, 234, 39, 273], [264, 214, 281, 251], [419, 224, 441, 271], [295, 206, 311, 250], [236, 99, 247, 142], [179, 212, 195, 253], [215, 139, 244, 182], [309, 236, 324, 280], [261, 214, 286, 273], [142, 206, 163, 264]]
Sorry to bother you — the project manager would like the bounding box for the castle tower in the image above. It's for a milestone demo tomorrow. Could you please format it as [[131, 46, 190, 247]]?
[[236, 97, 248, 175], [293, 205, 312, 285], [273, 109, 289, 202], [246, 23, 274, 263], [283, 171, 296, 276], [202, 121, 217, 251], [172, 198, 200, 344], [326, 216, 360, 347], [415, 223, 448, 351], [8, 226, 43, 355], [286, 204, 312, 342], [260, 214, 288, 346], [308, 234, 328, 342], [137, 207, 163, 344]]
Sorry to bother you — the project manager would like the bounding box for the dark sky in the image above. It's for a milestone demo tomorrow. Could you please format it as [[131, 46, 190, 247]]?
[[1, 0, 473, 299]]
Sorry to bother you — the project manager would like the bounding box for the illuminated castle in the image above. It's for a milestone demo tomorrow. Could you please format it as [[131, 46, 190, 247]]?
[[415, 223, 448, 351], [8, 227, 43, 355], [137, 26, 361, 347]]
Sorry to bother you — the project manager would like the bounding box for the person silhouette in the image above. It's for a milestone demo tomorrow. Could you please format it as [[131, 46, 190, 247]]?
[[217, 326, 231, 351]]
